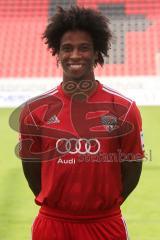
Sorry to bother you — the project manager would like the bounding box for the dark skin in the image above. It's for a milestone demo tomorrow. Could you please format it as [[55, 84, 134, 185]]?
[[121, 161, 142, 201], [22, 161, 41, 196], [58, 30, 98, 97], [22, 30, 142, 201]]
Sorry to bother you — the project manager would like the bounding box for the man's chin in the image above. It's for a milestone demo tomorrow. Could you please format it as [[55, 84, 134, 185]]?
[[70, 75, 85, 82], [64, 71, 92, 82]]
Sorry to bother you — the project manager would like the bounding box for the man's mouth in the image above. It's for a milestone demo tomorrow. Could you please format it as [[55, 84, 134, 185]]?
[[68, 64, 84, 71]]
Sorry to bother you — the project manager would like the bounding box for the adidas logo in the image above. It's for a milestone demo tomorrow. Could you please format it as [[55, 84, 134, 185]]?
[[47, 115, 60, 124]]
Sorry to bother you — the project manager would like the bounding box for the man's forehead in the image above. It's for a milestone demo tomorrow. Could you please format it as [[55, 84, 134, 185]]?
[[60, 30, 93, 44]]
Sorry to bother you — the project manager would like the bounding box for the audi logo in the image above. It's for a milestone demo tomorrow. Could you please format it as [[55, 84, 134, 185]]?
[[56, 138, 100, 155]]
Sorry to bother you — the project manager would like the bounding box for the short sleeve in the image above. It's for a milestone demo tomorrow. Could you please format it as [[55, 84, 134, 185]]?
[[120, 101, 145, 161], [19, 102, 41, 161]]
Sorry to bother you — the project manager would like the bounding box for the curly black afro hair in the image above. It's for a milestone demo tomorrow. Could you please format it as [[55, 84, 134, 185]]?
[[42, 6, 112, 66]]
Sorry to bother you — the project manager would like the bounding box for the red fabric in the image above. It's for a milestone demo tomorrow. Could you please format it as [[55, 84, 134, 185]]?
[[32, 206, 128, 240], [20, 81, 144, 215], [39, 205, 121, 222]]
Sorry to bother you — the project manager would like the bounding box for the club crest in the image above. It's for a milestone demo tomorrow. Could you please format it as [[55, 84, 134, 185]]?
[[101, 115, 118, 132]]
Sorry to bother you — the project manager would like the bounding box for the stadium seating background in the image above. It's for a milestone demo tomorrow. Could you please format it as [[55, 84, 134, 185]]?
[[0, 2, 160, 240], [0, 0, 160, 78]]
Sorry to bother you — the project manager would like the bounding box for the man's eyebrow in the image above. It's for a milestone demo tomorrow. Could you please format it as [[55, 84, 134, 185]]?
[[60, 43, 72, 47], [61, 42, 92, 46], [80, 43, 92, 46]]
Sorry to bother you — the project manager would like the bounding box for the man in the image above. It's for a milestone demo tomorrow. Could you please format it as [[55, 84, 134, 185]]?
[[19, 6, 144, 240]]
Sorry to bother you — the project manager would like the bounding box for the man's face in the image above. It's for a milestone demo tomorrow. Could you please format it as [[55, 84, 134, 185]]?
[[58, 30, 97, 82]]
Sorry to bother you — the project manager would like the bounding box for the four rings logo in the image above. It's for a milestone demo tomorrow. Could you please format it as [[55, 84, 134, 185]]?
[[56, 138, 100, 155]]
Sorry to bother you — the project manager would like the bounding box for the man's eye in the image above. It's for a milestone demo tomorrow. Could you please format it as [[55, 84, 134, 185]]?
[[62, 46, 72, 52], [80, 46, 90, 51]]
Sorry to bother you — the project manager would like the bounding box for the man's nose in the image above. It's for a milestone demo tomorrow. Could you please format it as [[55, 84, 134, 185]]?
[[70, 48, 81, 58]]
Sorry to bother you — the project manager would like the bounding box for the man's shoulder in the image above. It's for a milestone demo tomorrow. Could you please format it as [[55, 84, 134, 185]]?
[[21, 86, 62, 120], [101, 84, 133, 106], [27, 86, 59, 105]]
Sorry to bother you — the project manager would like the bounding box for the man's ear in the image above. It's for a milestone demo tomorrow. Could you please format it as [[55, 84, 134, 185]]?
[[94, 51, 98, 60], [94, 51, 98, 67], [56, 55, 60, 67]]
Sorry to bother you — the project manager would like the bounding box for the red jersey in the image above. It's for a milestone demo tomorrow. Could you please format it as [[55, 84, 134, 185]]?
[[20, 80, 144, 216]]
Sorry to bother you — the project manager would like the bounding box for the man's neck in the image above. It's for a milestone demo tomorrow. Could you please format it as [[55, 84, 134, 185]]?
[[61, 79, 98, 98]]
